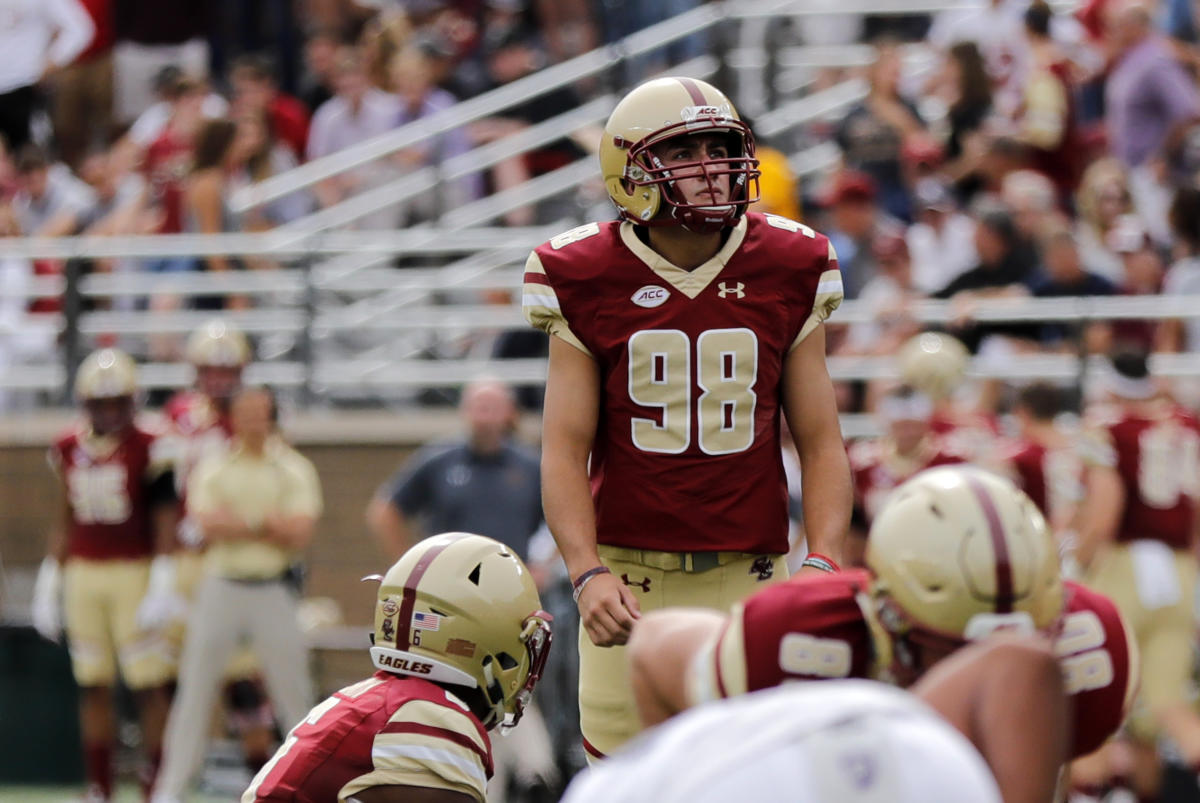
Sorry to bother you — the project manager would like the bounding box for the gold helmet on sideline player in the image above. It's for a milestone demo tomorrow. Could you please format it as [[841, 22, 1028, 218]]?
[[897, 332, 969, 401], [867, 465, 1063, 678], [76, 348, 138, 434], [368, 533, 553, 730], [599, 76, 760, 233], [186, 318, 250, 404]]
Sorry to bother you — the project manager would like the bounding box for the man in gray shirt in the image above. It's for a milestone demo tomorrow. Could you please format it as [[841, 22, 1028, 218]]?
[[367, 379, 543, 559]]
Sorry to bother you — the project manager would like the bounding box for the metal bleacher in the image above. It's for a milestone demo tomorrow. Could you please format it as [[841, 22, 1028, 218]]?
[[2, 0, 1198, 428]]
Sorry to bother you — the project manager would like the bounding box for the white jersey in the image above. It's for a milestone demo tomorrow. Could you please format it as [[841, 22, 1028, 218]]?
[[562, 681, 1001, 803]]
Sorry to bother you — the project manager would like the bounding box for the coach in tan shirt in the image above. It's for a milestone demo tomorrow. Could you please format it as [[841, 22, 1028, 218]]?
[[155, 387, 321, 801]]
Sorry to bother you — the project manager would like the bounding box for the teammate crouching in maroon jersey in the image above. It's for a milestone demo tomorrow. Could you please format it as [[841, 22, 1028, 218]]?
[[628, 465, 1135, 800], [242, 533, 552, 803]]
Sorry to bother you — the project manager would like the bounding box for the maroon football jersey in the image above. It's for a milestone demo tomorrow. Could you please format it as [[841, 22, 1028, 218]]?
[[523, 214, 843, 554], [703, 573, 1130, 760], [1088, 402, 1200, 549], [849, 437, 967, 524], [245, 673, 493, 803], [1059, 580, 1135, 758], [1003, 438, 1083, 531], [49, 424, 167, 560]]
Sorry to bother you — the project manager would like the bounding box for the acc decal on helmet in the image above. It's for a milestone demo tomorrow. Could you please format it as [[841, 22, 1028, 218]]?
[[186, 318, 251, 367], [897, 332, 969, 401], [866, 465, 1063, 652], [75, 348, 138, 400], [368, 533, 553, 730], [599, 76, 760, 233]]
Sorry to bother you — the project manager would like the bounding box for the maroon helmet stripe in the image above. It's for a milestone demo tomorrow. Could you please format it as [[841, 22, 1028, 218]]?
[[676, 77, 708, 106], [965, 476, 1014, 614], [582, 736, 607, 760], [396, 534, 471, 650]]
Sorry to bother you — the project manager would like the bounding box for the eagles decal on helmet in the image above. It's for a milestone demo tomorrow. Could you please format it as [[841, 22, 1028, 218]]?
[[368, 533, 553, 730]]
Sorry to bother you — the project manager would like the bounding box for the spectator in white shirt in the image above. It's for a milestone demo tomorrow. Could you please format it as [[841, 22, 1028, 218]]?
[[11, 144, 96, 236], [0, 0, 94, 151], [906, 178, 978, 294], [307, 47, 401, 215], [1160, 186, 1200, 352]]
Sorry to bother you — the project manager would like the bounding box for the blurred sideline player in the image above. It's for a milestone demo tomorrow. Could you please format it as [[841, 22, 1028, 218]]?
[[847, 383, 966, 566], [524, 76, 851, 759], [1075, 350, 1200, 798], [242, 533, 554, 803], [31, 349, 182, 801], [999, 382, 1085, 575], [628, 466, 1136, 793], [565, 637, 1070, 803], [164, 319, 277, 771], [896, 331, 1001, 462]]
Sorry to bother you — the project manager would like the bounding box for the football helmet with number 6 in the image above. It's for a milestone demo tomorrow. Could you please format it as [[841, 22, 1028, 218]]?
[[368, 533, 553, 730], [600, 77, 760, 233], [867, 465, 1063, 675]]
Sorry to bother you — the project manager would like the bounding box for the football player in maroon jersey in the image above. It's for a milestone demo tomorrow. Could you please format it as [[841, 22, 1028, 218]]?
[[241, 534, 552, 803], [1076, 350, 1200, 798], [848, 384, 967, 565], [1000, 382, 1084, 571], [523, 76, 851, 759], [628, 466, 1135, 795], [32, 349, 182, 801]]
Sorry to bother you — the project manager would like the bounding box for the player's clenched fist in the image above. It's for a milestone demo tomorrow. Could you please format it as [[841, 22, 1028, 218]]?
[[577, 572, 641, 647]]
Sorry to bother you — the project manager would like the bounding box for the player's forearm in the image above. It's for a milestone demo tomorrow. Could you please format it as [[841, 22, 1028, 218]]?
[[541, 453, 601, 579], [1076, 467, 1123, 568], [262, 514, 317, 551], [798, 437, 853, 565], [196, 511, 256, 543]]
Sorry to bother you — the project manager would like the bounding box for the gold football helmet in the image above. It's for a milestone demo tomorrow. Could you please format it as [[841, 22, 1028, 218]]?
[[76, 348, 137, 400], [369, 533, 553, 730], [599, 76, 759, 233], [896, 332, 969, 401], [867, 466, 1063, 668], [185, 318, 251, 367]]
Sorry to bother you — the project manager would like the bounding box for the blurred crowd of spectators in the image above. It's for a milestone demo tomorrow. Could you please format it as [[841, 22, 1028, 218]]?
[[779, 0, 1200, 392], [5, 0, 1200, 409]]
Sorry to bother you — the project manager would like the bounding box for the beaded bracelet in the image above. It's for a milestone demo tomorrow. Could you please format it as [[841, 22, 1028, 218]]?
[[571, 566, 612, 603], [800, 553, 840, 573]]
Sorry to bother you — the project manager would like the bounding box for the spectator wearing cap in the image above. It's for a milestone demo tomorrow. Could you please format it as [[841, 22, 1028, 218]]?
[[1158, 187, 1200, 352], [933, 204, 1039, 351], [0, 0, 94, 153], [834, 38, 927, 223], [307, 47, 402, 215], [841, 233, 923, 356], [230, 54, 310, 162], [1029, 226, 1116, 350], [906, 177, 977, 294], [820, 170, 903, 299]]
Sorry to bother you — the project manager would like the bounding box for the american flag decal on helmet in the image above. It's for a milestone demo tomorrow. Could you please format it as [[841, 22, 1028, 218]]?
[[412, 612, 441, 631]]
